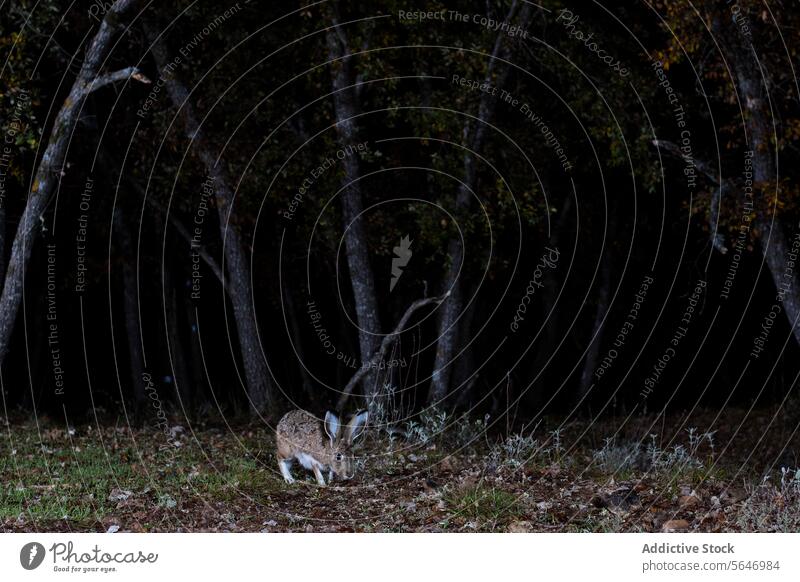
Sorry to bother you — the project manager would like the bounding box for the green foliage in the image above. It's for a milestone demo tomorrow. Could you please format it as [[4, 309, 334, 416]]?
[[444, 482, 523, 526]]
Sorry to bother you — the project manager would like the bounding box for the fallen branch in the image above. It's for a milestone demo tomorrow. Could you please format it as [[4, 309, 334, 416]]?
[[336, 292, 449, 410]]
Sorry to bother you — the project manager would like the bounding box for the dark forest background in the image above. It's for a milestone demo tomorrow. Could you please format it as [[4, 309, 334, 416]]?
[[1, 0, 799, 433]]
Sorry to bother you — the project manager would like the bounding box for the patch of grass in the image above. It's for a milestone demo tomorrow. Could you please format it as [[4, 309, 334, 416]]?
[[444, 483, 524, 527], [0, 440, 136, 522], [0, 422, 289, 524], [188, 456, 284, 502], [565, 511, 627, 533]]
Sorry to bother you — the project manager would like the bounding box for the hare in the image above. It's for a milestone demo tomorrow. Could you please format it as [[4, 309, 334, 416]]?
[[276, 409, 368, 486]]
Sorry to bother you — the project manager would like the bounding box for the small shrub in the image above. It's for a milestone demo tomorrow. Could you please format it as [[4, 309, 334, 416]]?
[[645, 430, 709, 474], [453, 413, 489, 447], [737, 468, 800, 532], [489, 432, 540, 469], [593, 438, 642, 474], [406, 408, 448, 445], [549, 428, 565, 463]]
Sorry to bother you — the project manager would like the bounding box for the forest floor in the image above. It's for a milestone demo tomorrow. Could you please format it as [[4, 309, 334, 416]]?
[[2, 405, 800, 532]]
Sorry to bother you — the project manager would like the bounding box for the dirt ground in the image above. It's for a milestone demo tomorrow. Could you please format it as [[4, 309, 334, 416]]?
[[2, 406, 799, 532]]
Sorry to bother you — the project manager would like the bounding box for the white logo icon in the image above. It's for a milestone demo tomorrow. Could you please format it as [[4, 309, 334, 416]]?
[[390, 235, 413, 291]]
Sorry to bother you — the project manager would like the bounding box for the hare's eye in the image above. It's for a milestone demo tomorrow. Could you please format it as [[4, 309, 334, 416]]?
[[335, 453, 343, 461]]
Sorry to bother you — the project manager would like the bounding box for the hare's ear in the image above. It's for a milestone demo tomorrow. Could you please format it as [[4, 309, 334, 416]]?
[[347, 410, 369, 444], [324, 411, 340, 444]]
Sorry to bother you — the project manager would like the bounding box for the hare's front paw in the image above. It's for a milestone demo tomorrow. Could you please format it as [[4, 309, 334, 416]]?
[[278, 459, 295, 484], [312, 465, 327, 486]]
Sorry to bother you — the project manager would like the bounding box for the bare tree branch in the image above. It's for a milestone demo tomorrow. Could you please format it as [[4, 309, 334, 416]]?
[[337, 293, 449, 410], [651, 139, 720, 184], [651, 139, 728, 253], [146, 197, 228, 292], [81, 66, 150, 98]]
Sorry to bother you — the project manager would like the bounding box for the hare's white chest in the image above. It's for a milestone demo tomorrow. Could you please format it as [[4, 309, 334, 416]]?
[[296, 452, 325, 470]]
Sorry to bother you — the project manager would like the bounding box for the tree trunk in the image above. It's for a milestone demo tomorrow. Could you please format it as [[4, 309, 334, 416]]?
[[0, 0, 142, 367], [184, 288, 206, 411], [165, 254, 193, 415], [145, 24, 276, 415], [758, 221, 800, 343], [577, 254, 612, 405], [450, 281, 480, 408], [716, 16, 800, 345], [115, 208, 147, 412], [25, 288, 48, 410], [325, 14, 381, 403], [0, 205, 5, 282], [428, 1, 531, 405], [283, 280, 314, 402], [524, 190, 574, 409]]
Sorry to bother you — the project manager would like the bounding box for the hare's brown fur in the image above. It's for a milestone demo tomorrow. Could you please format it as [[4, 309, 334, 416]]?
[[276, 409, 367, 486], [276, 410, 326, 460]]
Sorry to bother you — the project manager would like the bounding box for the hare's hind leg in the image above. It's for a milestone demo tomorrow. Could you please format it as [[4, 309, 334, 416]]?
[[278, 456, 295, 484]]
